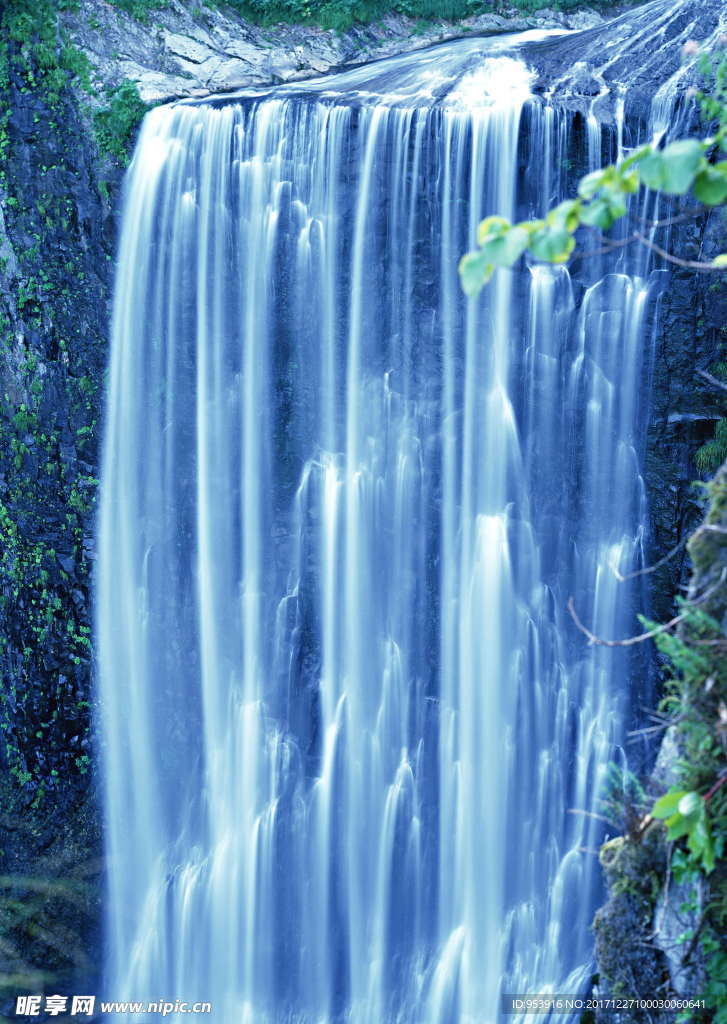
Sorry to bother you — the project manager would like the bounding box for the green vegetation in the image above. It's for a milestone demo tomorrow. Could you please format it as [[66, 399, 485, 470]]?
[[214, 0, 627, 31], [109, 0, 170, 19], [0, 0, 636, 33], [696, 412, 727, 474], [101, 0, 629, 31], [1, 0, 147, 175], [645, 536, 727, 1021], [94, 80, 149, 163], [652, 785, 717, 875], [593, 484, 727, 1019]]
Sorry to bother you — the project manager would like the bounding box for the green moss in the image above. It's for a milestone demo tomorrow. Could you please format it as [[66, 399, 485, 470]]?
[[594, 826, 671, 1003]]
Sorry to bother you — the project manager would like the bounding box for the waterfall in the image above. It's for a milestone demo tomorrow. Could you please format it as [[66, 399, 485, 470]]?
[[98, 33, 661, 1023]]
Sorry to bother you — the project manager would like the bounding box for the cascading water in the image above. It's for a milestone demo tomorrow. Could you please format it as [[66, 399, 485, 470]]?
[[98, 30, 664, 1024]]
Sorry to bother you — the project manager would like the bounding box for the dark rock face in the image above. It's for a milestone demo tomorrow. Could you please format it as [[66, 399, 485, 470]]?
[[0, 42, 121, 1006], [645, 204, 727, 620]]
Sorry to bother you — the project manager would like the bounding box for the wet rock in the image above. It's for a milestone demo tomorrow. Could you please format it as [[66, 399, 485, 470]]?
[[524, 0, 726, 127], [653, 872, 706, 997]]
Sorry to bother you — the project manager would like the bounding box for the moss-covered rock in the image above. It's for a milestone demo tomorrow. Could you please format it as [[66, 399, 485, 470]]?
[[0, 6, 128, 999], [594, 827, 672, 1015]]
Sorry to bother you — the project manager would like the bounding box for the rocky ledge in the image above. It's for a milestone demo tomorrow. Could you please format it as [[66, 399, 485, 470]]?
[[63, 0, 609, 104]]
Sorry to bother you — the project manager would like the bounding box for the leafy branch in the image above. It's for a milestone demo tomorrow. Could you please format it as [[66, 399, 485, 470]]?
[[459, 134, 727, 294]]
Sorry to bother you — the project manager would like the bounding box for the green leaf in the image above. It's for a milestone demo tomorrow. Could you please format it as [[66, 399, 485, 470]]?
[[480, 225, 530, 268], [688, 816, 715, 873], [713, 254, 727, 268], [459, 250, 492, 296], [665, 814, 693, 842], [547, 199, 582, 232], [652, 788, 686, 818], [518, 218, 545, 237], [529, 225, 576, 264], [617, 168, 640, 194], [639, 139, 705, 195], [580, 199, 615, 230], [620, 144, 651, 171], [677, 791, 702, 817], [693, 163, 727, 205], [578, 168, 608, 200], [607, 195, 627, 220], [477, 215, 510, 245]]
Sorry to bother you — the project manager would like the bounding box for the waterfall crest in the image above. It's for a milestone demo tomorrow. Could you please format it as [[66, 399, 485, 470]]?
[[98, 35, 660, 1023]]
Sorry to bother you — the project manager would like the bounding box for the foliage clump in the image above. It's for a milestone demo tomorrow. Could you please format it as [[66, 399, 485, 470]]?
[[93, 81, 149, 165], [104, 0, 629, 32], [696, 415, 727, 475]]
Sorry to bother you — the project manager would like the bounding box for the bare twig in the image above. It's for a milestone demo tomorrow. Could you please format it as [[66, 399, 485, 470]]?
[[638, 208, 704, 231], [569, 207, 722, 269], [609, 535, 689, 582], [633, 231, 722, 271], [567, 808, 614, 825], [704, 773, 727, 803], [568, 568, 727, 647], [567, 597, 685, 647], [626, 713, 689, 739]]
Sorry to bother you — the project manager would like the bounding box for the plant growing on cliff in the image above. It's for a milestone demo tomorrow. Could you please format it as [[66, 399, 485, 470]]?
[[649, 602, 727, 1019], [652, 787, 717, 873], [630, 488, 727, 1021], [93, 81, 149, 165]]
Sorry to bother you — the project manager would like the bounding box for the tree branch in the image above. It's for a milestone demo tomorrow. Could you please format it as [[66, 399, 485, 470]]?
[[568, 568, 727, 647], [567, 598, 685, 647], [633, 231, 721, 271], [609, 535, 689, 582]]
